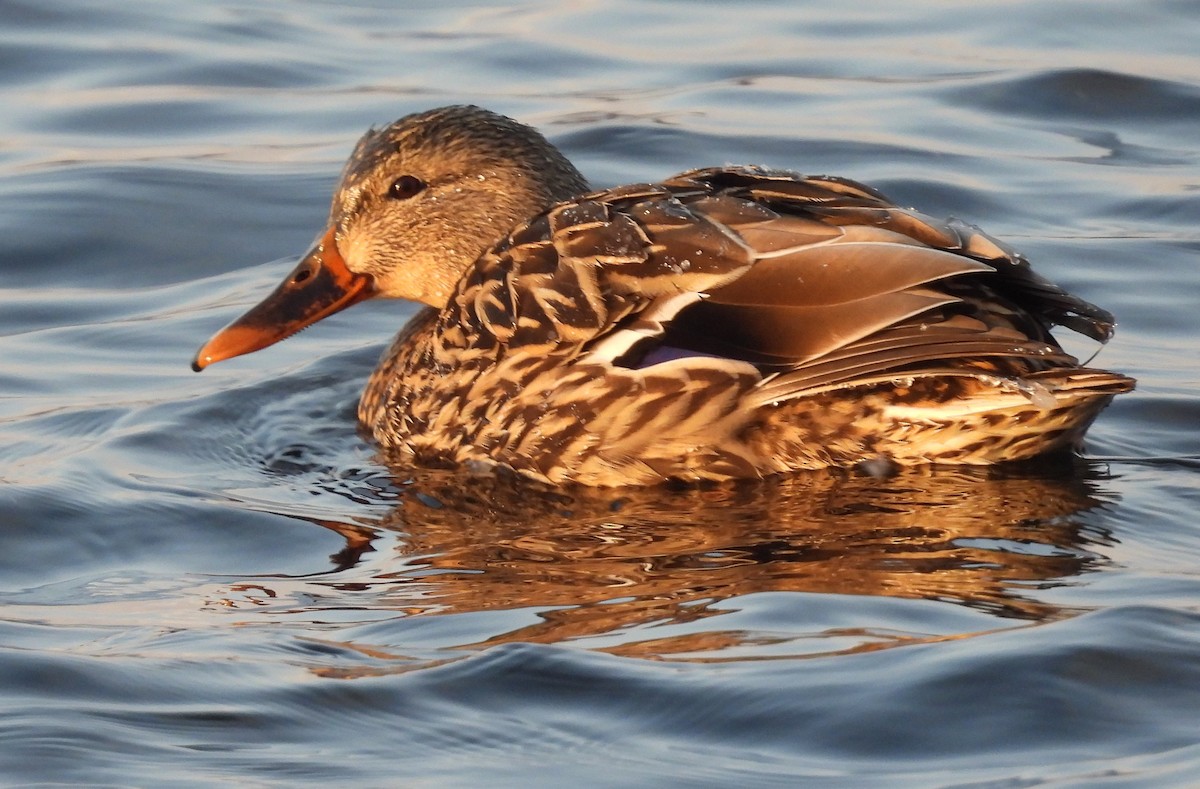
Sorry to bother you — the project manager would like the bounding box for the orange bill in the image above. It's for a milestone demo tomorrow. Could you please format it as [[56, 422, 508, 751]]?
[[192, 228, 374, 371]]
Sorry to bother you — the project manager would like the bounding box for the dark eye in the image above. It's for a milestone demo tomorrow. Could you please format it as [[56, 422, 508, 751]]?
[[387, 175, 426, 200]]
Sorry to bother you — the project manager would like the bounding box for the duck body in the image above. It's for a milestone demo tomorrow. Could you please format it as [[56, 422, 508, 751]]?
[[194, 106, 1134, 486]]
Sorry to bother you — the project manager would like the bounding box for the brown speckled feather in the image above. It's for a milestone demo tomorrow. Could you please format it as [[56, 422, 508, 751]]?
[[360, 161, 1132, 485]]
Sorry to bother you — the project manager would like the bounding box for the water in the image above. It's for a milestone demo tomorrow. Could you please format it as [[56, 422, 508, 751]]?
[[2, 0, 1199, 785]]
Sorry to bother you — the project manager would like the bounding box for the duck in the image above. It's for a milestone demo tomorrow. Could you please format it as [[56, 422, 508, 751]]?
[[192, 105, 1134, 486]]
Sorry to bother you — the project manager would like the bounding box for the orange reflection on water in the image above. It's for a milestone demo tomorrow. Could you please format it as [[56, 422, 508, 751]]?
[[271, 461, 1116, 667]]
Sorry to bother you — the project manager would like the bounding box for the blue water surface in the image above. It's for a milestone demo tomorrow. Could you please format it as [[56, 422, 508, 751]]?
[[2, 1, 1199, 786]]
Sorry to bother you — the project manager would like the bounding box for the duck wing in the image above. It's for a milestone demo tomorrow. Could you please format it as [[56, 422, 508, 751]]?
[[445, 166, 1116, 401]]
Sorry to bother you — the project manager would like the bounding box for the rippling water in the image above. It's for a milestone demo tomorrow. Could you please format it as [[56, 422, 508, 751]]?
[[3, 1, 1199, 786]]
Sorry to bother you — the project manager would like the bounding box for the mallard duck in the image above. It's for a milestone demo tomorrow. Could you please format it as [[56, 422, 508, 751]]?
[[193, 105, 1134, 486]]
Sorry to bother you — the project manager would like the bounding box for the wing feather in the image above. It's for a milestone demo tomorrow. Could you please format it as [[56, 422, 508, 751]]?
[[445, 165, 1118, 409]]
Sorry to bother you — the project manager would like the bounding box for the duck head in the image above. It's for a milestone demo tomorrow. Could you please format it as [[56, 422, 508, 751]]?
[[192, 105, 588, 371]]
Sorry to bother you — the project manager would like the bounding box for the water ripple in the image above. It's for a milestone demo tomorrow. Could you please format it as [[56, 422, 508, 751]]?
[[1, 0, 1198, 785]]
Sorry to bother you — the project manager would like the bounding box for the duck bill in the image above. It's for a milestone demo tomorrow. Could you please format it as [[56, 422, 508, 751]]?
[[191, 228, 374, 371]]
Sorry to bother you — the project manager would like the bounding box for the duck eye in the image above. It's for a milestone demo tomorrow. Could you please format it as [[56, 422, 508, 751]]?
[[387, 175, 426, 200]]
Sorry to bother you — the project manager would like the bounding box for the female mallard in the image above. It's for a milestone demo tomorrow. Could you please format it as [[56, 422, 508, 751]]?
[[193, 105, 1133, 486]]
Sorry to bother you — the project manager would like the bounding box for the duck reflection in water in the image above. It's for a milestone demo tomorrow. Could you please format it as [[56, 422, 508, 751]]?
[[242, 460, 1115, 667], [191, 106, 1126, 666]]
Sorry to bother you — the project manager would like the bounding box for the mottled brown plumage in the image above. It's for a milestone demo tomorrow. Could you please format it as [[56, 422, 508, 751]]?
[[195, 105, 1134, 486]]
